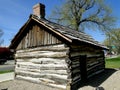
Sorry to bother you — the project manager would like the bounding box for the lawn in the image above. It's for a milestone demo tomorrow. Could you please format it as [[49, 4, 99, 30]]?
[[0, 70, 13, 74], [105, 57, 120, 68]]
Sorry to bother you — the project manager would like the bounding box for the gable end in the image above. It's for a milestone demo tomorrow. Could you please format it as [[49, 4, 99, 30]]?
[[16, 23, 63, 50]]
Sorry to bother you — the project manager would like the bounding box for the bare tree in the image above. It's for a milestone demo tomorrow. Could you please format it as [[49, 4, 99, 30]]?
[[49, 0, 116, 32]]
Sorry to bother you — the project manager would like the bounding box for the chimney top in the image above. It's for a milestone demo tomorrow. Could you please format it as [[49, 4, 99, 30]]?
[[33, 3, 45, 18]]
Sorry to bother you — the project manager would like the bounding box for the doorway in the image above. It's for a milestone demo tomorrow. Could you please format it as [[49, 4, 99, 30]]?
[[79, 55, 87, 82]]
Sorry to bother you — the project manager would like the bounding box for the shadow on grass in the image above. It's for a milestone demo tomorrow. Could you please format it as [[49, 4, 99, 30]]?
[[77, 68, 117, 90]]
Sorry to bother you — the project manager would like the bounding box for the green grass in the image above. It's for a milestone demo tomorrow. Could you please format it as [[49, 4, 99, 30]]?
[[0, 70, 13, 74], [106, 57, 120, 68]]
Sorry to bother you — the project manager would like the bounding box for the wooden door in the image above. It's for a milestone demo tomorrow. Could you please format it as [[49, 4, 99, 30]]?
[[79, 55, 87, 82]]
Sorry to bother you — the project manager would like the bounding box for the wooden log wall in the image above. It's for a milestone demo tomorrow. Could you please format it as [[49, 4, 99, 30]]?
[[17, 24, 62, 50], [87, 50, 105, 78], [15, 44, 70, 90], [69, 45, 105, 89]]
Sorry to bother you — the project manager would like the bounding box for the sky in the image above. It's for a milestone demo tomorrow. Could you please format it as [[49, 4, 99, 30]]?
[[0, 0, 120, 47]]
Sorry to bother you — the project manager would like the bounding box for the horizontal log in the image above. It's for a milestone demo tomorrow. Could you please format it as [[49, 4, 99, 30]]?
[[16, 51, 68, 59], [87, 61, 99, 67], [71, 63, 80, 68], [15, 67, 40, 72], [33, 58, 66, 64], [16, 75, 41, 83], [87, 54, 103, 58], [87, 57, 104, 63], [70, 56, 80, 60], [97, 57, 104, 61], [72, 75, 81, 82], [72, 71, 81, 79], [72, 69, 80, 75], [16, 70, 43, 78], [87, 62, 104, 71], [39, 78, 55, 83], [70, 45, 101, 51], [71, 65, 80, 71], [16, 62, 67, 70], [70, 51, 102, 58], [16, 70, 67, 80], [87, 56, 103, 60], [48, 83, 66, 89], [87, 65, 105, 76], [70, 49, 101, 55], [72, 61, 80, 65], [71, 78, 81, 86], [87, 59, 104, 67], [17, 44, 69, 53], [16, 51, 67, 57], [16, 68, 67, 75], [16, 75, 66, 89], [87, 69, 104, 78], [87, 60, 104, 68], [70, 52, 84, 57], [40, 70, 67, 75], [17, 58, 66, 64], [87, 55, 104, 58]]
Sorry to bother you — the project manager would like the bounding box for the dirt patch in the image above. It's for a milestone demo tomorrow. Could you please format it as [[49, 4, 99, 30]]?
[[0, 80, 60, 90]]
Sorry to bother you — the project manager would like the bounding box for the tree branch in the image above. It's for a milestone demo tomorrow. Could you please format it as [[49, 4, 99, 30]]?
[[85, 0, 95, 10]]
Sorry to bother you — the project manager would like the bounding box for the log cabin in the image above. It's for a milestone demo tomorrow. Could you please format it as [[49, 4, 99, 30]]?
[[9, 3, 108, 90]]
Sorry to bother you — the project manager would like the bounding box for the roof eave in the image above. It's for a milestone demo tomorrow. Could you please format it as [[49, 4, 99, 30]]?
[[72, 39, 109, 50]]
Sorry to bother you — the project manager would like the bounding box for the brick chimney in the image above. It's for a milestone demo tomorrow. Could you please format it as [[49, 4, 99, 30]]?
[[33, 3, 45, 18]]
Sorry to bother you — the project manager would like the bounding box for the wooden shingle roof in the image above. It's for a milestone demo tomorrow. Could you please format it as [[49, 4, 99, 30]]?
[[9, 14, 108, 50], [31, 15, 108, 49]]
